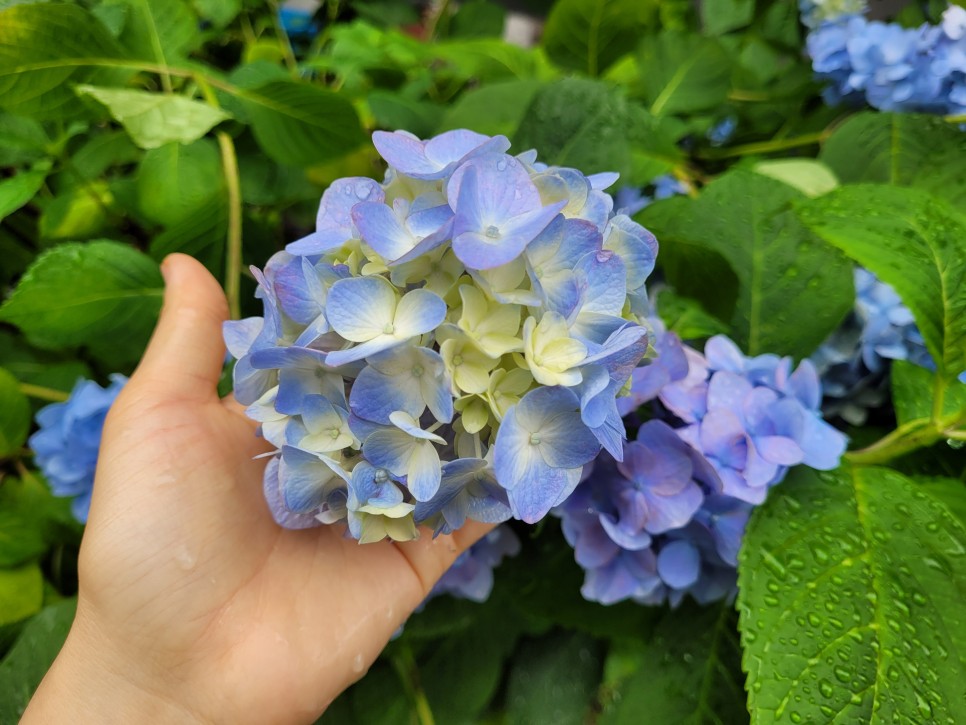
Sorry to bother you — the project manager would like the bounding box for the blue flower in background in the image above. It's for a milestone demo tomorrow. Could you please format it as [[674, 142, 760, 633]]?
[[614, 174, 689, 217], [426, 525, 521, 603], [556, 323, 848, 607], [811, 267, 966, 423], [29, 375, 127, 523], [805, 3, 966, 114]]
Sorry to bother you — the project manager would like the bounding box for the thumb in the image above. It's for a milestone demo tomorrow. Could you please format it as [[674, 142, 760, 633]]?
[[131, 254, 230, 403]]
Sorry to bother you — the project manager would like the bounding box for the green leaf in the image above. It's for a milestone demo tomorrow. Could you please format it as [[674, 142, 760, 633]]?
[[701, 0, 753, 35], [819, 112, 966, 207], [655, 287, 731, 341], [111, 0, 198, 65], [70, 131, 141, 180], [643, 170, 853, 357], [149, 193, 227, 276], [449, 0, 505, 39], [753, 159, 839, 198], [76, 85, 231, 149], [514, 78, 633, 178], [599, 602, 747, 725], [136, 139, 224, 227], [0, 477, 74, 568], [891, 360, 966, 426], [797, 185, 966, 384], [367, 90, 439, 138], [439, 79, 544, 138], [191, 0, 241, 28], [0, 598, 76, 723], [638, 31, 731, 116], [234, 80, 366, 166], [542, 0, 657, 76], [38, 181, 115, 242], [0, 240, 163, 359], [0, 367, 29, 458], [739, 466, 966, 723], [0, 168, 46, 223], [0, 112, 49, 165], [505, 630, 603, 725], [0, 4, 126, 119], [0, 563, 43, 627]]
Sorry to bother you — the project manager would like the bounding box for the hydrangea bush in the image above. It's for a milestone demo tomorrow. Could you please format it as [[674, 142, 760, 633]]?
[[2, 0, 965, 722]]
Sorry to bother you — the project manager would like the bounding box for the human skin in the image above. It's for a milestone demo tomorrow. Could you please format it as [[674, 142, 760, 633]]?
[[23, 254, 490, 724]]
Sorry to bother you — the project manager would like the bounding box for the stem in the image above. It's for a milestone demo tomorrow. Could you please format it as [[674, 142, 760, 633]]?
[[931, 371, 945, 424], [390, 648, 435, 725], [425, 0, 452, 40], [697, 130, 831, 159], [196, 77, 244, 320], [19, 383, 70, 403], [845, 409, 966, 465], [217, 132, 243, 320], [268, 0, 299, 73]]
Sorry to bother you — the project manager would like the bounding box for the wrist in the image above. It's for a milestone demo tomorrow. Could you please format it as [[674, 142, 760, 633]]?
[[22, 617, 208, 724]]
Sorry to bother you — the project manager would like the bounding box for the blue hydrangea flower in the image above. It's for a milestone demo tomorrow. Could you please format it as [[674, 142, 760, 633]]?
[[806, 4, 966, 114], [811, 267, 966, 423], [226, 129, 657, 543], [425, 525, 521, 603], [29, 375, 127, 523]]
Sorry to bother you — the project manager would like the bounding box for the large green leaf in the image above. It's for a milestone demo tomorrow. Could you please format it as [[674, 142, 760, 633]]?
[[739, 467, 966, 723], [0, 598, 76, 723], [798, 185, 966, 384], [637, 31, 731, 116], [76, 85, 231, 149], [0, 476, 76, 568], [0, 240, 163, 359], [505, 630, 603, 725], [0, 4, 126, 119], [599, 602, 747, 725], [542, 0, 657, 76], [819, 113, 966, 207], [112, 0, 199, 65], [136, 139, 224, 226], [643, 170, 853, 358], [149, 193, 227, 276], [0, 167, 46, 223], [0, 563, 43, 627], [0, 367, 29, 459], [38, 181, 115, 242], [701, 0, 754, 35], [514, 78, 633, 178], [235, 80, 366, 166], [0, 112, 49, 165], [439, 79, 544, 138], [891, 360, 966, 427]]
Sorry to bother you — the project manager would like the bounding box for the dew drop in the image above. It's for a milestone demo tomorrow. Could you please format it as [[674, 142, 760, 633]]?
[[496, 159, 508, 171]]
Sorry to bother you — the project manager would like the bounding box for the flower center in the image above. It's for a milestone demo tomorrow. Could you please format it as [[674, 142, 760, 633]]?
[[374, 468, 389, 484], [452, 354, 463, 366], [383, 323, 395, 334], [484, 225, 501, 239], [529, 433, 541, 445], [411, 365, 423, 378], [329, 427, 341, 439]]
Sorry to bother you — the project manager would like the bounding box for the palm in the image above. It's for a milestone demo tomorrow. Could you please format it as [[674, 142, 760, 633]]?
[[67, 255, 487, 724]]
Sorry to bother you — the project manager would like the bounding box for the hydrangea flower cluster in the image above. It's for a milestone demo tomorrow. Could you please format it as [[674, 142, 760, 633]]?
[[806, 3, 966, 114], [812, 267, 966, 423], [426, 525, 521, 603], [226, 129, 656, 543], [556, 327, 847, 607], [28, 375, 127, 523]]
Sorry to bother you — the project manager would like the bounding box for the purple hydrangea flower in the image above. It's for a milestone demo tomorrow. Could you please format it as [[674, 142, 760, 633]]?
[[556, 320, 848, 607], [427, 525, 521, 603], [28, 375, 127, 523]]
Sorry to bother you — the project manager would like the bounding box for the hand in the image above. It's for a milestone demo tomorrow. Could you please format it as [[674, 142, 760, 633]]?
[[24, 254, 490, 725]]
